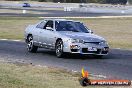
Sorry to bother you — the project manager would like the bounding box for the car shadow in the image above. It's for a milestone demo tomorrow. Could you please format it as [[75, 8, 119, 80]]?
[[36, 49, 108, 60], [36, 49, 132, 60]]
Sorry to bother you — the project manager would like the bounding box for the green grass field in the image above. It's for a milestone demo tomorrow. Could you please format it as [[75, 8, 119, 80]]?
[[0, 17, 132, 49]]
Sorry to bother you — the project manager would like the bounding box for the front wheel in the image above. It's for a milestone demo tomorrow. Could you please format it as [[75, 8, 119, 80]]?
[[27, 36, 38, 53], [55, 40, 64, 58]]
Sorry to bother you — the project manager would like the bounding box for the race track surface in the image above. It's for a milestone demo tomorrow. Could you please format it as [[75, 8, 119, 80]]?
[[0, 7, 132, 17], [0, 40, 132, 80]]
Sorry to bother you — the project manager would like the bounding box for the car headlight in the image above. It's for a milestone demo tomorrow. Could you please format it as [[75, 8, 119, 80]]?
[[99, 41, 107, 45], [71, 39, 84, 43]]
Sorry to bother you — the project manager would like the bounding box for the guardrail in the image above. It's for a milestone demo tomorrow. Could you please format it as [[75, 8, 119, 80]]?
[[64, 4, 132, 14], [79, 4, 127, 9], [1, 2, 132, 14]]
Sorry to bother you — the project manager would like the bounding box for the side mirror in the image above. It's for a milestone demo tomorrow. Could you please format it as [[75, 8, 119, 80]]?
[[46, 27, 53, 31], [89, 30, 93, 34]]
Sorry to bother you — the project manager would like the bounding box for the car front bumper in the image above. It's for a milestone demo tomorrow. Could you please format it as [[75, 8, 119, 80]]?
[[63, 43, 109, 55], [70, 47, 109, 55]]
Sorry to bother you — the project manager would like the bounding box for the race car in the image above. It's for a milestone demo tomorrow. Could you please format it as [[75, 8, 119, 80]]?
[[23, 3, 30, 7], [25, 19, 109, 58]]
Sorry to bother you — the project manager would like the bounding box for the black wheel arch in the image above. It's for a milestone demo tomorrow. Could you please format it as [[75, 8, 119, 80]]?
[[26, 34, 33, 43], [55, 38, 62, 46]]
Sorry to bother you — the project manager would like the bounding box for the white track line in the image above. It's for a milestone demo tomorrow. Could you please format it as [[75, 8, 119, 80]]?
[[39, 15, 132, 19], [71, 70, 107, 79], [0, 39, 22, 42]]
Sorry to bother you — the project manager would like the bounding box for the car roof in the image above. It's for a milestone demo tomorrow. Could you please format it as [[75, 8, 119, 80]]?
[[43, 19, 80, 22]]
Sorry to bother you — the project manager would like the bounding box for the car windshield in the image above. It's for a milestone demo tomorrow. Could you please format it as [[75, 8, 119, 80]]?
[[55, 21, 89, 33]]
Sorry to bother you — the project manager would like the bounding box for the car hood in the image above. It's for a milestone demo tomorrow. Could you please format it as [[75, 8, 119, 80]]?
[[58, 31, 105, 42]]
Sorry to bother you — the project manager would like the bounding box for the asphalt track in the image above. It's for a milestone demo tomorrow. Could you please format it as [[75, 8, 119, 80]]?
[[0, 40, 132, 80], [0, 7, 132, 17]]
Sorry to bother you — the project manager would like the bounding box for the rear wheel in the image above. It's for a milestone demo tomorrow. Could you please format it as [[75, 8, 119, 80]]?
[[27, 35, 38, 53], [55, 40, 64, 58]]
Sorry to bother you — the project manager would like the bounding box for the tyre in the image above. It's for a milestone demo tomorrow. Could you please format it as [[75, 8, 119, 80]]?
[[27, 35, 38, 53], [55, 40, 64, 58]]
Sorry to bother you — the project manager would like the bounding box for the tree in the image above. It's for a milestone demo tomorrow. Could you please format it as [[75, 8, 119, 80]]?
[[106, 0, 127, 4], [127, 0, 132, 4]]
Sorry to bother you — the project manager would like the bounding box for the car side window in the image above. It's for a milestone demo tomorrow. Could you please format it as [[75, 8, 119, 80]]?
[[44, 20, 53, 29], [36, 21, 47, 29]]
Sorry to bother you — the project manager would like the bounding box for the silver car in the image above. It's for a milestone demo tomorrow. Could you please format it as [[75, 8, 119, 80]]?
[[25, 19, 109, 58]]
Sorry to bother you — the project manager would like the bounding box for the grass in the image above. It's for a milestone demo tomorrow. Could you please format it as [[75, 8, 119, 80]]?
[[0, 62, 100, 88], [0, 17, 39, 39], [0, 17, 132, 49], [0, 62, 82, 88], [0, 61, 131, 88]]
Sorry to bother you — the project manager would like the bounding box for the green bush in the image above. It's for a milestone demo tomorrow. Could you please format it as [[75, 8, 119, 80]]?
[[85, 0, 106, 3], [38, 0, 46, 2], [38, 0, 54, 2], [4, 0, 131, 4], [128, 0, 132, 4]]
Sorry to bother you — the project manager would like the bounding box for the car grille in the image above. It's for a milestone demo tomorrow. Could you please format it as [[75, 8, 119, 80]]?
[[82, 48, 101, 54], [71, 49, 78, 52], [82, 48, 108, 54], [84, 42, 100, 45], [102, 51, 108, 54]]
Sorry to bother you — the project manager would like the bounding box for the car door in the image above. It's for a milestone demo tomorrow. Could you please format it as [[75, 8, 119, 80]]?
[[40, 20, 57, 49], [35, 20, 47, 44]]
